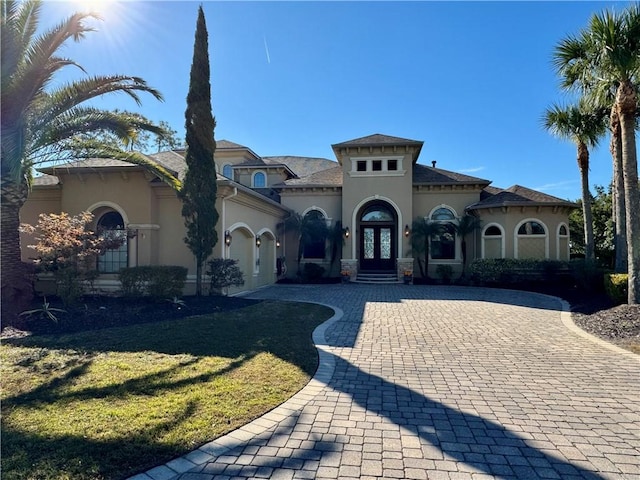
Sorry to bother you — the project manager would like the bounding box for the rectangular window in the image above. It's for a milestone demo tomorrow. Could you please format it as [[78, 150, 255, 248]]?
[[357, 160, 367, 172], [387, 159, 398, 171], [372, 160, 382, 171]]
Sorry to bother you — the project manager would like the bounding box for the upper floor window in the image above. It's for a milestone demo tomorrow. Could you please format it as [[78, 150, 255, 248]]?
[[351, 157, 403, 174], [97, 211, 127, 273], [253, 171, 266, 188], [222, 164, 233, 178]]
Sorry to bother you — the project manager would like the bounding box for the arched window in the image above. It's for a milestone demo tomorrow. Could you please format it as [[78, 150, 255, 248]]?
[[222, 164, 233, 178], [97, 211, 127, 273], [253, 171, 266, 188], [430, 206, 456, 260], [482, 224, 504, 259], [557, 223, 569, 260], [361, 205, 394, 222], [515, 219, 548, 259], [303, 210, 326, 259]]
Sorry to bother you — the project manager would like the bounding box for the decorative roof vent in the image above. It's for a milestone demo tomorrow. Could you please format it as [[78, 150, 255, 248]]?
[[431, 160, 437, 168]]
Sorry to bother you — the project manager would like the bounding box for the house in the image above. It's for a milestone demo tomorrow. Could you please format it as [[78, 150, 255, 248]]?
[[20, 133, 575, 295]]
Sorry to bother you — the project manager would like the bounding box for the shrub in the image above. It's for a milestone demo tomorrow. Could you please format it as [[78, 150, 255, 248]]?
[[469, 259, 570, 287], [569, 259, 605, 293], [301, 262, 325, 283], [206, 259, 244, 295], [119, 266, 187, 299], [604, 273, 628, 305], [20, 212, 125, 306], [435, 264, 453, 284]]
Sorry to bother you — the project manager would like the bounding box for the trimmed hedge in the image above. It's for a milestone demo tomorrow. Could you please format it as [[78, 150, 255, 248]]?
[[119, 266, 187, 298], [604, 273, 628, 305], [468, 259, 569, 285]]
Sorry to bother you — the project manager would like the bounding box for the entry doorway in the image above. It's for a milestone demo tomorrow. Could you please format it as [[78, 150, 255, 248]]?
[[358, 202, 396, 272]]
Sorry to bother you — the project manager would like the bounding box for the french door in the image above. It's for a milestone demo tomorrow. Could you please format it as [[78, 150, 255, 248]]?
[[360, 225, 395, 271]]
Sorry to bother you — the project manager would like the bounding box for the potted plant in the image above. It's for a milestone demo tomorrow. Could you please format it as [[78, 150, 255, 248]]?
[[403, 270, 413, 284], [341, 270, 351, 283]]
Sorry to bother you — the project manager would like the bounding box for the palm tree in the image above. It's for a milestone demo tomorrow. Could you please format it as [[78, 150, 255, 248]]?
[[1, 0, 179, 322], [277, 212, 329, 275], [409, 217, 440, 279], [454, 214, 482, 276], [554, 4, 640, 303], [543, 101, 607, 262]]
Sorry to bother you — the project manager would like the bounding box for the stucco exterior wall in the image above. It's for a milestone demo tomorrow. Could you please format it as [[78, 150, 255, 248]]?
[[474, 207, 572, 261], [19, 186, 62, 262]]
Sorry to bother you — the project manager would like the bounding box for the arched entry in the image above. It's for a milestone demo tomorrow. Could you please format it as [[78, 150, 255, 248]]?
[[358, 201, 397, 272]]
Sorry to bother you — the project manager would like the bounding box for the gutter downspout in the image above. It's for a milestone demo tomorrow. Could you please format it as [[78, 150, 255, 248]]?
[[221, 186, 238, 259]]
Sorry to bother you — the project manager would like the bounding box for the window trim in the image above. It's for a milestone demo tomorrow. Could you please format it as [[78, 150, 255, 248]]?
[[349, 156, 405, 177], [514, 218, 549, 259], [481, 223, 505, 259], [252, 170, 267, 188], [96, 211, 128, 273], [557, 222, 570, 260]]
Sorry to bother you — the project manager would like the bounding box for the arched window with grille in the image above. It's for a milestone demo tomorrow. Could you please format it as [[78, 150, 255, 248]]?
[[97, 211, 128, 273], [303, 210, 327, 259], [482, 224, 505, 259], [557, 223, 569, 260], [252, 171, 266, 188], [430, 206, 456, 260], [515, 219, 548, 259]]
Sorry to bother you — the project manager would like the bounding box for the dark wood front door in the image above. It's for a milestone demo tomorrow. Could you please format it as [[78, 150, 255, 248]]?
[[360, 225, 395, 271]]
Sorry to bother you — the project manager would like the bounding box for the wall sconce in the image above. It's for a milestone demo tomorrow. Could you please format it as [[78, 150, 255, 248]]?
[[276, 238, 281, 248], [344, 227, 350, 238], [404, 224, 411, 237], [255, 235, 261, 248], [224, 230, 232, 246]]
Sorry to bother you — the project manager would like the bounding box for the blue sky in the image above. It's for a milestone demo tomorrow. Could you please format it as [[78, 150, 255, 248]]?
[[43, 1, 630, 200]]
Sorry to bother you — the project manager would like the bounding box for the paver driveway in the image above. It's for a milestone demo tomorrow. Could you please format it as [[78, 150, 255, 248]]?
[[134, 284, 640, 480]]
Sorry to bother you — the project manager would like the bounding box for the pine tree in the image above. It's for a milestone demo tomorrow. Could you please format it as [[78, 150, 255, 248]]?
[[179, 6, 218, 296]]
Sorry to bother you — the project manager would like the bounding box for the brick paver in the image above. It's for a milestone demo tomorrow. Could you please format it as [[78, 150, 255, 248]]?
[[129, 285, 640, 480]]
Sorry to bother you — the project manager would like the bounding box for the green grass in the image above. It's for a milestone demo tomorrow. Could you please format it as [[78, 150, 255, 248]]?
[[1, 301, 333, 480]]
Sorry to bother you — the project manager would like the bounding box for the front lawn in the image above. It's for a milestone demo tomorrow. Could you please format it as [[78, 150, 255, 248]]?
[[1, 300, 333, 480]]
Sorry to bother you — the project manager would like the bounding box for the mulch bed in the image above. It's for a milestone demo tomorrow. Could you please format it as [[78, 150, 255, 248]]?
[[3, 295, 261, 336]]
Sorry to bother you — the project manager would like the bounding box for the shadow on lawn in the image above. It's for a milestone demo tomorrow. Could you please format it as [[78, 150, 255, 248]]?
[[1, 301, 333, 479], [1, 400, 199, 480]]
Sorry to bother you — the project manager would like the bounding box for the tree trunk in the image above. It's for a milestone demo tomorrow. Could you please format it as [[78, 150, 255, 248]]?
[[610, 108, 627, 273], [1, 177, 33, 325], [617, 81, 640, 304], [195, 257, 202, 296], [577, 143, 595, 262]]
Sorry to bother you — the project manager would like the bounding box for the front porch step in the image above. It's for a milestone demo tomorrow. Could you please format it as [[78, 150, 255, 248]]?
[[354, 272, 399, 284]]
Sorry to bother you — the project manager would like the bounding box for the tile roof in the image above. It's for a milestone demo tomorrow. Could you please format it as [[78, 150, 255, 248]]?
[[278, 166, 343, 187], [216, 139, 249, 150], [263, 156, 337, 178], [413, 164, 491, 185], [468, 184, 576, 210], [332, 133, 423, 148]]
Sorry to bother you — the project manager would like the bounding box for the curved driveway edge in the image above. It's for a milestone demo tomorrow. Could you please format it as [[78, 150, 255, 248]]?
[[131, 284, 640, 480]]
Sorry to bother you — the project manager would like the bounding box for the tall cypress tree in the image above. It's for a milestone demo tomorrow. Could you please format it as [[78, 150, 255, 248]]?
[[179, 5, 218, 296]]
